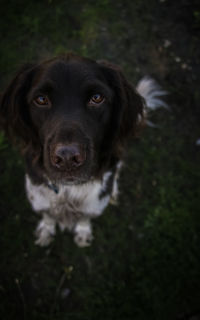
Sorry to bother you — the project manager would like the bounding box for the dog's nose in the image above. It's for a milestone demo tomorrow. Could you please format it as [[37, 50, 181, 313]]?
[[52, 144, 86, 169]]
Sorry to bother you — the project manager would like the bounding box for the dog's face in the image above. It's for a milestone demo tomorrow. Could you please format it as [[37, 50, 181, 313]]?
[[0, 54, 144, 184], [28, 58, 116, 183]]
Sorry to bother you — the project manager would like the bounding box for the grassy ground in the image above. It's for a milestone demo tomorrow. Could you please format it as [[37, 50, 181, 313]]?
[[0, 0, 200, 319]]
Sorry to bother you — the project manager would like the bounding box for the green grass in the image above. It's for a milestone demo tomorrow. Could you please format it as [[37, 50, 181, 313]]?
[[0, 0, 200, 319]]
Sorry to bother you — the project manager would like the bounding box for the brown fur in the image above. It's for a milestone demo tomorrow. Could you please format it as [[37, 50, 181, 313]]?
[[0, 53, 145, 185]]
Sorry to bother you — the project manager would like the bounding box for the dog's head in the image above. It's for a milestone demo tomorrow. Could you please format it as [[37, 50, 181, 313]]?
[[0, 53, 144, 184]]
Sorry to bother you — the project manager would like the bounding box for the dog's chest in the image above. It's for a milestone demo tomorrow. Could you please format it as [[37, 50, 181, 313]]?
[[25, 174, 111, 217]]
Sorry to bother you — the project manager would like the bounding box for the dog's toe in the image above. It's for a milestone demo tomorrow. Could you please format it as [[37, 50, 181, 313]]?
[[74, 233, 93, 247], [74, 220, 93, 247]]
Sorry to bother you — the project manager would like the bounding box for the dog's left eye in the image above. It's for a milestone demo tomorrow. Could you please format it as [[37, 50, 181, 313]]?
[[33, 95, 51, 107], [88, 94, 105, 106]]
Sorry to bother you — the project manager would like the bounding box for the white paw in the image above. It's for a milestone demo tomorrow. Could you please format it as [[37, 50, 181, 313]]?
[[74, 220, 93, 247], [35, 218, 55, 247], [35, 231, 53, 247]]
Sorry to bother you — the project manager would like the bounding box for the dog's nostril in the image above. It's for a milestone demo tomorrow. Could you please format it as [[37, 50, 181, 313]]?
[[72, 153, 84, 166], [52, 144, 85, 169], [54, 155, 63, 165]]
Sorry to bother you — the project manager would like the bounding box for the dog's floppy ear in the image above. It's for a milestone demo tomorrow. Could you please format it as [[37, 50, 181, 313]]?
[[99, 60, 145, 146], [0, 64, 38, 150]]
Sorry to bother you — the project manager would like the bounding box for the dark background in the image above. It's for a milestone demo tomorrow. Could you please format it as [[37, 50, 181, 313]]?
[[0, 0, 200, 319]]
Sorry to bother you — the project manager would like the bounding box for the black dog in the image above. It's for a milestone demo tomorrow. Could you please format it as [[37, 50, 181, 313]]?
[[0, 53, 166, 247]]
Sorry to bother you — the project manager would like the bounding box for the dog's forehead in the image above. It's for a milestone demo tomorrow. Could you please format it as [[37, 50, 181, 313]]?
[[43, 59, 103, 85]]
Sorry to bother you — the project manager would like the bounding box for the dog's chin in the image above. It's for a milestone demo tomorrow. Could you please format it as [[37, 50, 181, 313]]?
[[58, 176, 91, 186], [46, 169, 92, 186]]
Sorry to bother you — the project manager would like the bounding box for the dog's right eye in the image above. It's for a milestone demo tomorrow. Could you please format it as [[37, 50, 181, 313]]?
[[33, 95, 51, 107]]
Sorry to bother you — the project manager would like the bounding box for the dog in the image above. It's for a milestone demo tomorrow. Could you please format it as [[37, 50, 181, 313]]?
[[0, 53, 166, 247]]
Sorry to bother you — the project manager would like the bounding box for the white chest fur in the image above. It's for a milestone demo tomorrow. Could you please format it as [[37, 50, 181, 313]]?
[[25, 174, 111, 218], [25, 164, 122, 247]]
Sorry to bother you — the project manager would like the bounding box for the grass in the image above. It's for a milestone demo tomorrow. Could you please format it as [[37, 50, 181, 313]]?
[[0, 0, 200, 319]]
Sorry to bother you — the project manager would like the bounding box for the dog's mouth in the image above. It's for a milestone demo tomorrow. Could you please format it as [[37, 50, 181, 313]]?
[[45, 172, 93, 190], [52, 173, 91, 185]]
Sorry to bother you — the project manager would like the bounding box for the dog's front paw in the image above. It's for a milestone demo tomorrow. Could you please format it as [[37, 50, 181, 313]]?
[[35, 218, 55, 247], [74, 220, 93, 247], [74, 232, 93, 247], [35, 231, 53, 247]]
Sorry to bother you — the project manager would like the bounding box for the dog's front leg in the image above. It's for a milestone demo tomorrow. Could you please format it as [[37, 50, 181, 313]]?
[[35, 213, 56, 246]]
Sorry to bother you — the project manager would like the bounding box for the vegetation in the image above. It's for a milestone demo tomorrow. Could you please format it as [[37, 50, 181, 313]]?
[[0, 0, 199, 319]]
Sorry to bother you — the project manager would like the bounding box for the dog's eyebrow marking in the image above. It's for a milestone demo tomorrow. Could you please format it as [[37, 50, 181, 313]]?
[[81, 80, 113, 100], [32, 79, 57, 93], [27, 80, 57, 103]]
